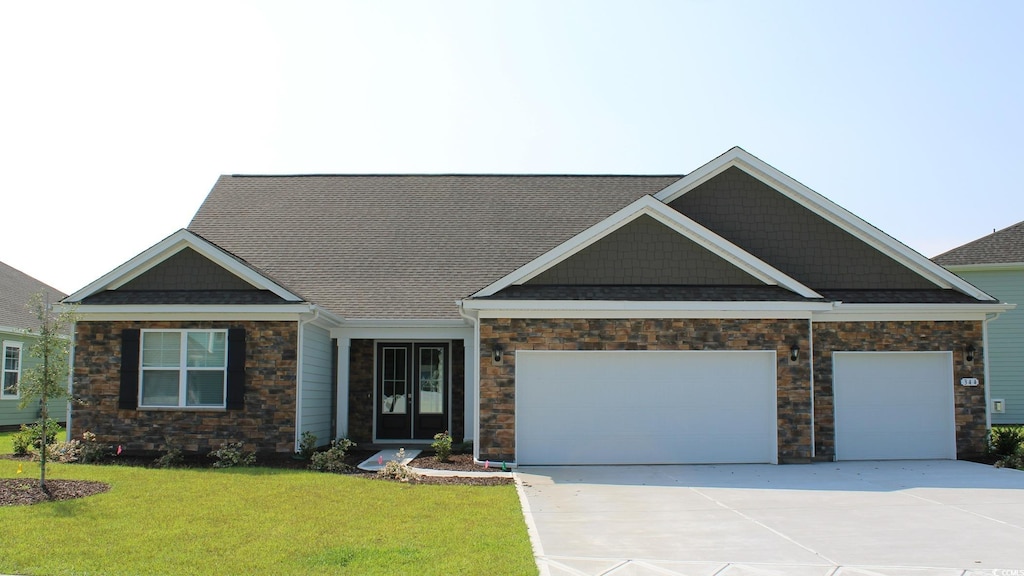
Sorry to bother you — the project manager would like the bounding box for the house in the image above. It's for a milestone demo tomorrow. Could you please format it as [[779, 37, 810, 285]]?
[[0, 260, 68, 429], [64, 148, 1012, 464], [934, 221, 1024, 425]]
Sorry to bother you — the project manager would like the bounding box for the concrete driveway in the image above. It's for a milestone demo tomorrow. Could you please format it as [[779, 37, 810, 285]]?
[[515, 461, 1024, 576]]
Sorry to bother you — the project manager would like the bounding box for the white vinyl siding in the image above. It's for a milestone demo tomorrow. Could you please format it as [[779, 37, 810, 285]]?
[[955, 268, 1024, 424], [299, 323, 333, 445]]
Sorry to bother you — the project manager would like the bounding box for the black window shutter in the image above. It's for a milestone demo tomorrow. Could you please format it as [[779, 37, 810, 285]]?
[[226, 328, 246, 410], [119, 329, 140, 410]]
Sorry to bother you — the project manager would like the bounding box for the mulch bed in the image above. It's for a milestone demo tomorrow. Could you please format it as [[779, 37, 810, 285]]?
[[0, 478, 110, 507]]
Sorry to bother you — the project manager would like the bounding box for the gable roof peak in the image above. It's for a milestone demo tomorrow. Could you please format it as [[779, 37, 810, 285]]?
[[65, 228, 304, 304]]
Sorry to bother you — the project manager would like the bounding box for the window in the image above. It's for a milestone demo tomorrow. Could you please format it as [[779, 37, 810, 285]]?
[[140, 330, 227, 408], [2, 341, 22, 399]]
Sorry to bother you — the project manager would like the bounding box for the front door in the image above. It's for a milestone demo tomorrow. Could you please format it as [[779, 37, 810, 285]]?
[[376, 342, 449, 440]]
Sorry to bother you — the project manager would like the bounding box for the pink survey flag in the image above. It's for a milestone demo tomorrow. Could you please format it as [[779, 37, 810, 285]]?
[[484, 460, 489, 469], [116, 445, 123, 456], [378, 455, 383, 465]]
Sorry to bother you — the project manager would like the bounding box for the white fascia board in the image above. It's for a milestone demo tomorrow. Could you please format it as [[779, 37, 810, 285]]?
[[333, 322, 473, 341], [813, 302, 1016, 322], [654, 148, 993, 301], [471, 195, 820, 299], [461, 299, 834, 320], [66, 229, 302, 303], [0, 325, 27, 336], [341, 318, 470, 329]]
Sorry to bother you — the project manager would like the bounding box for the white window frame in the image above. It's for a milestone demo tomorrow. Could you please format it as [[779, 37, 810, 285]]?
[[139, 329, 227, 409], [2, 340, 23, 399]]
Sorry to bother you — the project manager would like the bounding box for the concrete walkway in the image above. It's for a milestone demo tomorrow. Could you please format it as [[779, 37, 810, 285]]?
[[515, 460, 1024, 576]]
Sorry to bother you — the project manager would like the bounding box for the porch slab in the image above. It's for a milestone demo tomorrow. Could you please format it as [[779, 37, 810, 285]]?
[[356, 449, 421, 471]]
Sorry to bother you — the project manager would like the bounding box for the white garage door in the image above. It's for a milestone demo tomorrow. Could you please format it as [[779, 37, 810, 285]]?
[[515, 350, 777, 465], [834, 352, 955, 461]]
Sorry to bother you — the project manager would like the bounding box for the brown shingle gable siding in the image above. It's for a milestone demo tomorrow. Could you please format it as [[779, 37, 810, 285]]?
[[669, 167, 936, 290], [933, 220, 1024, 266], [120, 247, 257, 291], [526, 215, 762, 286], [188, 175, 682, 320]]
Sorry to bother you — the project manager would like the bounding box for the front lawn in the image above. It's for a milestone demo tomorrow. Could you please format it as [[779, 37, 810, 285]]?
[[0, 442, 536, 575]]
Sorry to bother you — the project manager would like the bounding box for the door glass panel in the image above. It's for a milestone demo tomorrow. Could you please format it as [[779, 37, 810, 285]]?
[[418, 346, 444, 414], [381, 346, 407, 414]]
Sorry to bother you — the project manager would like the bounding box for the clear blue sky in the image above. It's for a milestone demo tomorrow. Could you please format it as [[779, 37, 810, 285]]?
[[2, 1, 1022, 294]]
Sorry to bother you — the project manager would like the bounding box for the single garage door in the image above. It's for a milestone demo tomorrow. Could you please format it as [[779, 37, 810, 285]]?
[[833, 352, 955, 460], [516, 350, 777, 465]]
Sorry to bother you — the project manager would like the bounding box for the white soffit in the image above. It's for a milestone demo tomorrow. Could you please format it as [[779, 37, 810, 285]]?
[[654, 147, 994, 301], [470, 195, 821, 299], [66, 229, 303, 302]]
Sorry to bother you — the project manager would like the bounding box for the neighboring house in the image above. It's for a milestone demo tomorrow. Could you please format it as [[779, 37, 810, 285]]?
[[935, 220, 1024, 425], [64, 148, 1012, 464], [0, 260, 68, 428]]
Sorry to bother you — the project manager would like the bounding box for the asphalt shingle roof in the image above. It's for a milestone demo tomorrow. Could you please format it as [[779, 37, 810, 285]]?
[[0, 261, 67, 331], [187, 174, 683, 320], [933, 220, 1024, 266]]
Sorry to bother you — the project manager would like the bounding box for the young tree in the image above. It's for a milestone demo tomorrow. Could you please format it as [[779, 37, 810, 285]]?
[[18, 292, 76, 491]]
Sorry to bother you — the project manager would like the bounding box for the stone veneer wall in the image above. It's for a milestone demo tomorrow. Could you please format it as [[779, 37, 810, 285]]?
[[478, 318, 811, 463], [347, 339, 374, 444], [347, 339, 467, 444], [813, 320, 986, 459], [72, 320, 298, 454]]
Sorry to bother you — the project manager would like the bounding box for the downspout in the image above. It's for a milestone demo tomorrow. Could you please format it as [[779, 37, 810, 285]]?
[[456, 301, 482, 465], [295, 304, 321, 452]]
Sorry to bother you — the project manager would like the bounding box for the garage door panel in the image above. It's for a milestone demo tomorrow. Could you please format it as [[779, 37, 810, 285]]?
[[834, 352, 955, 461], [516, 351, 777, 465]]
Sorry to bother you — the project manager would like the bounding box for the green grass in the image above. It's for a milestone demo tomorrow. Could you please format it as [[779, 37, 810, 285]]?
[[0, 435, 537, 575]]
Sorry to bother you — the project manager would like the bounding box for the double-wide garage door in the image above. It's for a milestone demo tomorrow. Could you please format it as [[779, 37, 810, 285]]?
[[516, 351, 777, 465], [833, 352, 956, 460]]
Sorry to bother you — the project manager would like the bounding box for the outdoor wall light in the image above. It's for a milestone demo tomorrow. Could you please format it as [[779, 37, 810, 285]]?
[[789, 344, 800, 362], [965, 344, 976, 363], [493, 344, 504, 364]]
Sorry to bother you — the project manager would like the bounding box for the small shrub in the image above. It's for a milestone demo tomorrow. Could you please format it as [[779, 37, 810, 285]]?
[[209, 441, 256, 468], [78, 431, 111, 464], [377, 448, 420, 482], [995, 451, 1024, 470], [309, 438, 355, 473], [989, 426, 1024, 458], [298, 431, 318, 460], [154, 442, 185, 469], [44, 439, 82, 463], [12, 418, 62, 455], [431, 430, 452, 462]]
